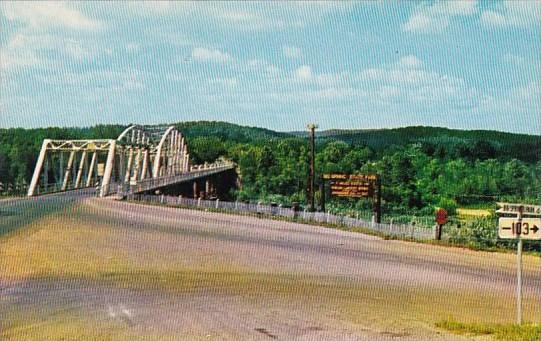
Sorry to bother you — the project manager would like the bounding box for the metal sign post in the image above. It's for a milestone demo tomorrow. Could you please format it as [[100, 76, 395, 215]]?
[[516, 207, 523, 325]]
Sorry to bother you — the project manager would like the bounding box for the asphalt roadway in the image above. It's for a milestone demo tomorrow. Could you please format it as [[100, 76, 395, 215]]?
[[1, 190, 540, 341]]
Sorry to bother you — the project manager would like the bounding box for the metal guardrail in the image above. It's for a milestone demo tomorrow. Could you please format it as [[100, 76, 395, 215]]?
[[127, 194, 435, 241]]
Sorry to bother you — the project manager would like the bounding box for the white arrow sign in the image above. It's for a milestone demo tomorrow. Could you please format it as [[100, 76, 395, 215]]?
[[496, 203, 541, 216], [498, 217, 541, 240]]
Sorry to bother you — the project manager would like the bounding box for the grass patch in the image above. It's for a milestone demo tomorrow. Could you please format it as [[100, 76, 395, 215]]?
[[436, 319, 541, 341], [456, 208, 492, 217]]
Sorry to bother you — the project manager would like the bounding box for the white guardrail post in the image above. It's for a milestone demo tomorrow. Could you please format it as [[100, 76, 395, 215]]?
[[128, 189, 435, 242]]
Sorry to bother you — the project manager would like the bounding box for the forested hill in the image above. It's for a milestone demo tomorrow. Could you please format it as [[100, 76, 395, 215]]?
[[177, 121, 541, 163], [295, 126, 541, 163], [176, 121, 288, 143]]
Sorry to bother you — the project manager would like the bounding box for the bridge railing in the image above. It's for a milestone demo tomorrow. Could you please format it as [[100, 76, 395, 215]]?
[[127, 193, 435, 241], [117, 161, 235, 196]]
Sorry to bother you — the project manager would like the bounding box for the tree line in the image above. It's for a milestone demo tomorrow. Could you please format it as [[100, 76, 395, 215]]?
[[1, 122, 540, 218]]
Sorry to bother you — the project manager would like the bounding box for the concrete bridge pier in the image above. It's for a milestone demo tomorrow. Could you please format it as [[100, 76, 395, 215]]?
[[189, 176, 220, 199], [193, 181, 198, 199], [205, 179, 210, 198]]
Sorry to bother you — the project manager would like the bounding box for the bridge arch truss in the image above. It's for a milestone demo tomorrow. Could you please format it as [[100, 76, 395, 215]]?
[[27, 125, 191, 197]]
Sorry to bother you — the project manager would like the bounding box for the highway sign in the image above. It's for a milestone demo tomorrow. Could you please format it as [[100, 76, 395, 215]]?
[[498, 217, 541, 240], [496, 203, 541, 216]]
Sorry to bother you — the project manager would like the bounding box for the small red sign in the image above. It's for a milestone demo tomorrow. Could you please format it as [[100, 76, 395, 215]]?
[[435, 208, 448, 225]]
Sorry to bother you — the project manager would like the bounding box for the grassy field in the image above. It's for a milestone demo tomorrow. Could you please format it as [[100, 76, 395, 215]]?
[[456, 208, 493, 218], [436, 319, 541, 341]]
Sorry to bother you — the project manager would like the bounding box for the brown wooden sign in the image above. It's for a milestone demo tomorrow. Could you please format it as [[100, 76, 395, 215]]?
[[323, 173, 378, 198], [322, 173, 382, 223], [329, 182, 374, 198]]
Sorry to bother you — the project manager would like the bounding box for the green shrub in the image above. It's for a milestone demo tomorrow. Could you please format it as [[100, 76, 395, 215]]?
[[436, 197, 458, 216], [445, 216, 498, 249]]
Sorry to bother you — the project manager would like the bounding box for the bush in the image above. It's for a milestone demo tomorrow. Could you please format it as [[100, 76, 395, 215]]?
[[445, 216, 498, 249], [436, 197, 458, 216]]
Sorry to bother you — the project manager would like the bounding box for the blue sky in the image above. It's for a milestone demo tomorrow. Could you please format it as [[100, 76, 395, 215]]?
[[1, 1, 540, 134]]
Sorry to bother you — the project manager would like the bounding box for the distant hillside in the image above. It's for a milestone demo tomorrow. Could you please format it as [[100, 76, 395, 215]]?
[[175, 121, 289, 143], [174, 122, 540, 163], [294, 126, 541, 163]]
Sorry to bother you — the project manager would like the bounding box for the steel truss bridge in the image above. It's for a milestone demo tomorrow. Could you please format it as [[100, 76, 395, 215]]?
[[27, 125, 235, 198]]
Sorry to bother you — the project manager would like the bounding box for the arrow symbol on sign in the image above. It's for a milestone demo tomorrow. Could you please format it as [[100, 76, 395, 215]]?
[[532, 225, 539, 234]]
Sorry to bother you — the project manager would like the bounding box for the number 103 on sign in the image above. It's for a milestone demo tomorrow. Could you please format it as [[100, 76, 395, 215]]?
[[498, 218, 541, 240]]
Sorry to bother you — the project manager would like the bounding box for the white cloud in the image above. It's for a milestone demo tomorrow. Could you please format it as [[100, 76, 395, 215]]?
[[481, 1, 541, 28], [210, 2, 357, 30], [283, 45, 302, 59], [433, 1, 477, 16], [0, 34, 42, 70], [2, 2, 102, 30], [126, 43, 140, 53], [480, 11, 507, 27], [0, 33, 111, 71], [273, 54, 476, 110], [477, 82, 541, 132], [209, 77, 238, 88], [62, 39, 97, 60], [514, 82, 541, 101], [295, 65, 312, 81], [38, 68, 145, 92], [314, 72, 348, 87], [0, 3, 106, 72], [398, 55, 423, 68], [403, 13, 447, 33], [124, 2, 356, 31], [247, 59, 281, 76], [267, 53, 479, 114], [354, 57, 476, 106], [403, 1, 477, 33], [191, 47, 232, 63], [502, 53, 525, 66]]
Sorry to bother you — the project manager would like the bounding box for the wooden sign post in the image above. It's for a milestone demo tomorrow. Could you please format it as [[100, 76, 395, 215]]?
[[434, 208, 448, 241]]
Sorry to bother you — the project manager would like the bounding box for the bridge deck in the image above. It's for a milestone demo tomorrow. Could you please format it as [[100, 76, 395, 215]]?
[[116, 164, 235, 196]]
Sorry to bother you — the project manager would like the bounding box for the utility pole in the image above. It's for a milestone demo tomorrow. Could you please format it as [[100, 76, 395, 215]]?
[[307, 124, 317, 212]]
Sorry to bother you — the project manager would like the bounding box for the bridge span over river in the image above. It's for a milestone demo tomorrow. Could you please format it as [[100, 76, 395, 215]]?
[[26, 125, 236, 198]]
